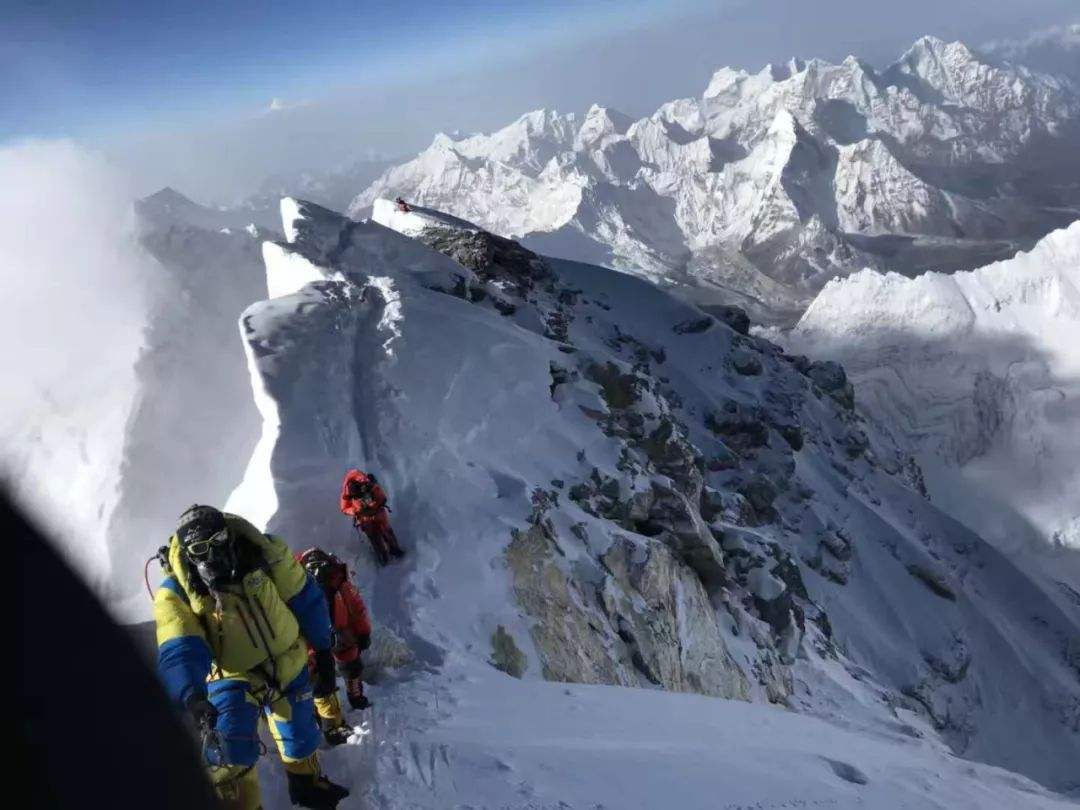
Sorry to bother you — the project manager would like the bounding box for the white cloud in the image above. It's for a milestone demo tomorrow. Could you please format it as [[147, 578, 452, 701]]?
[[0, 140, 150, 423], [0, 140, 154, 584], [982, 22, 1080, 81], [984, 22, 1080, 53]]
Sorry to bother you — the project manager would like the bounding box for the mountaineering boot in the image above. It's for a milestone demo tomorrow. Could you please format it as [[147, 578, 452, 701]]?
[[213, 766, 262, 810], [346, 675, 372, 711], [315, 692, 350, 745], [387, 529, 406, 559], [285, 754, 350, 809], [372, 535, 391, 566], [323, 723, 352, 747]]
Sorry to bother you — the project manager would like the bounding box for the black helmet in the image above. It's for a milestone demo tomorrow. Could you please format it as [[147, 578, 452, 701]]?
[[176, 505, 235, 588]]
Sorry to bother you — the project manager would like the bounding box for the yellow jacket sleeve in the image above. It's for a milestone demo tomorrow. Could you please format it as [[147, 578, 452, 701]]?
[[154, 577, 212, 706]]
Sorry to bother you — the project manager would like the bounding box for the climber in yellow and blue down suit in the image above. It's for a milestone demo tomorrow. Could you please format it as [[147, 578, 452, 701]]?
[[154, 505, 350, 810]]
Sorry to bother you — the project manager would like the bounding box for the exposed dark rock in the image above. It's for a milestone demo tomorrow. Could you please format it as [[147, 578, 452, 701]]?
[[907, 564, 957, 601], [748, 565, 793, 632], [673, 316, 714, 335], [840, 427, 870, 459], [768, 547, 810, 602], [549, 362, 570, 398], [807, 360, 855, 410], [707, 445, 741, 471], [732, 348, 764, 376], [423, 273, 472, 301], [640, 417, 703, 493], [706, 401, 770, 452], [649, 484, 727, 591], [699, 487, 727, 521], [924, 647, 971, 684], [821, 530, 852, 562], [489, 625, 528, 678], [778, 423, 804, 451], [786, 353, 812, 374], [586, 361, 640, 410], [557, 287, 582, 306], [417, 225, 551, 294], [544, 308, 573, 344], [714, 304, 751, 335], [598, 537, 750, 698], [507, 524, 633, 685], [738, 475, 778, 515]]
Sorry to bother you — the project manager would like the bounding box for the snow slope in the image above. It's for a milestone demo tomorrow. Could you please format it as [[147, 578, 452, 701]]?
[[790, 221, 1080, 558], [350, 36, 1080, 324], [230, 198, 1079, 804], [302, 661, 1076, 810]]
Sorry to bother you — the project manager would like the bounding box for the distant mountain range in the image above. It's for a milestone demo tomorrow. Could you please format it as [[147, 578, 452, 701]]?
[[347, 35, 1080, 324]]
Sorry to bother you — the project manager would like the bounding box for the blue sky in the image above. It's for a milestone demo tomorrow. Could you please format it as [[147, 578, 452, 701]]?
[[1, 0, 689, 140], [4, 0, 1075, 201]]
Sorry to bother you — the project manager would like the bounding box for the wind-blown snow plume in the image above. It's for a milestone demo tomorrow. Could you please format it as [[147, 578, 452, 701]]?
[[0, 141, 153, 588]]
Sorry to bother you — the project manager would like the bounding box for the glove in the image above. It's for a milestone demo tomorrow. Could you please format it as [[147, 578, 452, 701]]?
[[185, 693, 218, 730], [312, 648, 337, 697], [357, 633, 371, 652]]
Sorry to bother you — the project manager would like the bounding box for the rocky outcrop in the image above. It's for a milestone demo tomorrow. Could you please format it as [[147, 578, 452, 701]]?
[[599, 537, 749, 698], [414, 225, 552, 295], [806, 360, 855, 411], [506, 522, 638, 686], [489, 625, 528, 678]]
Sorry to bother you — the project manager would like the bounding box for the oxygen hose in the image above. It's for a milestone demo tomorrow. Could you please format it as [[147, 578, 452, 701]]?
[[144, 554, 157, 598]]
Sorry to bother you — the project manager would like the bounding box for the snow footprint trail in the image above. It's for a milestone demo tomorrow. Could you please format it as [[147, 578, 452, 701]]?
[[321, 670, 461, 809], [230, 200, 468, 807]]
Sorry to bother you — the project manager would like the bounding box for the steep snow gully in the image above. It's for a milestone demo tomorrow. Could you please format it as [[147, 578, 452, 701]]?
[[215, 197, 1079, 808]]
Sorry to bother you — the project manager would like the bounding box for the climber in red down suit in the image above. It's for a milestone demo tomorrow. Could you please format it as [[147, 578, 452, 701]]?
[[340, 470, 405, 565]]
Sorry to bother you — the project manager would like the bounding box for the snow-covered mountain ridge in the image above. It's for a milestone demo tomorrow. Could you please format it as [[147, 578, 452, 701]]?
[[226, 196, 1078, 804], [787, 221, 1080, 559], [349, 36, 1080, 324]]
